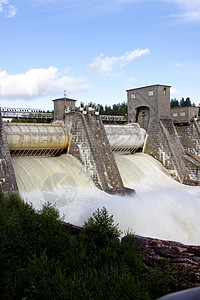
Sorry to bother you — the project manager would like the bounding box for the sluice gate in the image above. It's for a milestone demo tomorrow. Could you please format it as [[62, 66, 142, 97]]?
[[104, 124, 146, 154], [4, 123, 71, 157]]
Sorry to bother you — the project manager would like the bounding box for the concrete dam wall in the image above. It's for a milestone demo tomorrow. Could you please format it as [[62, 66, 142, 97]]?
[[0, 111, 18, 193], [0, 112, 146, 194]]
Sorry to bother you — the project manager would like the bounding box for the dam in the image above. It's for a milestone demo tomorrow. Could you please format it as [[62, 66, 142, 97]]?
[[0, 103, 146, 195], [1, 85, 200, 245]]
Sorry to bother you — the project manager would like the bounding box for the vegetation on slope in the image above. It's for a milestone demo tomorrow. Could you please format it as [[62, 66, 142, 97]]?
[[0, 191, 180, 299]]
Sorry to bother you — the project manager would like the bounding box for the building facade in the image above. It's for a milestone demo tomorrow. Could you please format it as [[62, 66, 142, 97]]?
[[127, 84, 200, 184], [171, 106, 199, 124], [53, 97, 77, 122], [127, 84, 171, 130]]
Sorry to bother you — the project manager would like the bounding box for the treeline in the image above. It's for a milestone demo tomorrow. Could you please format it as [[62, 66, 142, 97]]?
[[99, 102, 127, 116], [170, 97, 196, 108], [0, 191, 185, 299], [82, 101, 128, 116]]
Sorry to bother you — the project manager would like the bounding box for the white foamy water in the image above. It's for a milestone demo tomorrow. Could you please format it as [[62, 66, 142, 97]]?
[[12, 153, 200, 245]]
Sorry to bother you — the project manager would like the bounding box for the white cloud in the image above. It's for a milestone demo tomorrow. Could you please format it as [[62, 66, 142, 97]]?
[[171, 87, 180, 95], [0, 0, 16, 17], [128, 77, 137, 82], [164, 0, 200, 21], [6, 4, 16, 17], [0, 67, 91, 100], [175, 62, 184, 67], [88, 48, 150, 75]]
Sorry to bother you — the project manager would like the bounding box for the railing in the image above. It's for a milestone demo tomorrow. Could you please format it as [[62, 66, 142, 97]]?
[[1, 109, 53, 119], [100, 115, 127, 122], [1, 107, 127, 122]]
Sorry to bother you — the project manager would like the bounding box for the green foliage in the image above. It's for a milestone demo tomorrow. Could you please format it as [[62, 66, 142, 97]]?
[[180, 97, 185, 106], [82, 207, 121, 246], [82, 101, 128, 116], [170, 98, 179, 107], [11, 118, 50, 123], [171, 97, 193, 108], [99, 102, 128, 116], [0, 193, 181, 299]]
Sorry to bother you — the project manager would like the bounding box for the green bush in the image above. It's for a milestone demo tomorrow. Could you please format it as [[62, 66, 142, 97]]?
[[0, 192, 180, 299]]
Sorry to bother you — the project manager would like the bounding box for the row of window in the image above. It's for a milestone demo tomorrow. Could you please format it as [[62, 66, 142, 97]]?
[[173, 112, 186, 117], [130, 88, 167, 99]]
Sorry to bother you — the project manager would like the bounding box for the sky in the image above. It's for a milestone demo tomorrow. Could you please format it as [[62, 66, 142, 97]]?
[[0, 0, 200, 110]]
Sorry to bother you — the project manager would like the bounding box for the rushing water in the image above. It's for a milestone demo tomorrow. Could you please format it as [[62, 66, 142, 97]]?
[[12, 153, 200, 245]]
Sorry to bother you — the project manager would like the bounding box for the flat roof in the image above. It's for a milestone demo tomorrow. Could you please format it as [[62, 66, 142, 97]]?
[[52, 97, 77, 102], [171, 106, 198, 109], [126, 84, 171, 92]]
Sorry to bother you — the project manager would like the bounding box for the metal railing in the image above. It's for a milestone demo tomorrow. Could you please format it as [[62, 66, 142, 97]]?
[[1, 107, 53, 119], [1, 107, 127, 122]]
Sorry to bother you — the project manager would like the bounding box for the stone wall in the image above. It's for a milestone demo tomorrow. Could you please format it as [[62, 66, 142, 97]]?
[[0, 111, 18, 193], [65, 111, 134, 195], [171, 106, 199, 124], [175, 122, 200, 156], [127, 85, 171, 124], [145, 118, 190, 183]]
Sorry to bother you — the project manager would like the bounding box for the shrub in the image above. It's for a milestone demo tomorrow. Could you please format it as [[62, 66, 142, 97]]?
[[0, 193, 180, 299]]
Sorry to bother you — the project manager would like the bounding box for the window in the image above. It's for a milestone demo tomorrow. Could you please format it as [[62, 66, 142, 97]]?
[[148, 90, 153, 96], [131, 93, 136, 99], [180, 112, 186, 116], [163, 88, 166, 96], [173, 113, 178, 117]]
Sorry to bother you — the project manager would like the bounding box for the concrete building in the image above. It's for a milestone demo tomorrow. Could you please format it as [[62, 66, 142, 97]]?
[[171, 106, 199, 124], [127, 84, 171, 130], [127, 84, 200, 184], [53, 97, 77, 122]]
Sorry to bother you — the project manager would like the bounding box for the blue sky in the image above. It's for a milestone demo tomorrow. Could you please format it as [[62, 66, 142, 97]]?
[[0, 0, 200, 110]]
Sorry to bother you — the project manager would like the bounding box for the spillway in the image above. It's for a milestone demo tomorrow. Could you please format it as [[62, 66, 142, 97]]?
[[12, 153, 200, 245]]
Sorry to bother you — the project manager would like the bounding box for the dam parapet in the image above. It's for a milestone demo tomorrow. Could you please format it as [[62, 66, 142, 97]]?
[[65, 111, 134, 195], [0, 111, 18, 194]]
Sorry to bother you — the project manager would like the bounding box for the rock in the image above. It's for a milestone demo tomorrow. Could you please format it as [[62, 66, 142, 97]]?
[[60, 221, 82, 236], [61, 220, 200, 289], [122, 235, 200, 289]]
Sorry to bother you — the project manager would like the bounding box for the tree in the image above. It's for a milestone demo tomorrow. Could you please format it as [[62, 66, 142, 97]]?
[[180, 97, 185, 106], [82, 207, 121, 248], [170, 99, 179, 108], [184, 97, 192, 107]]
